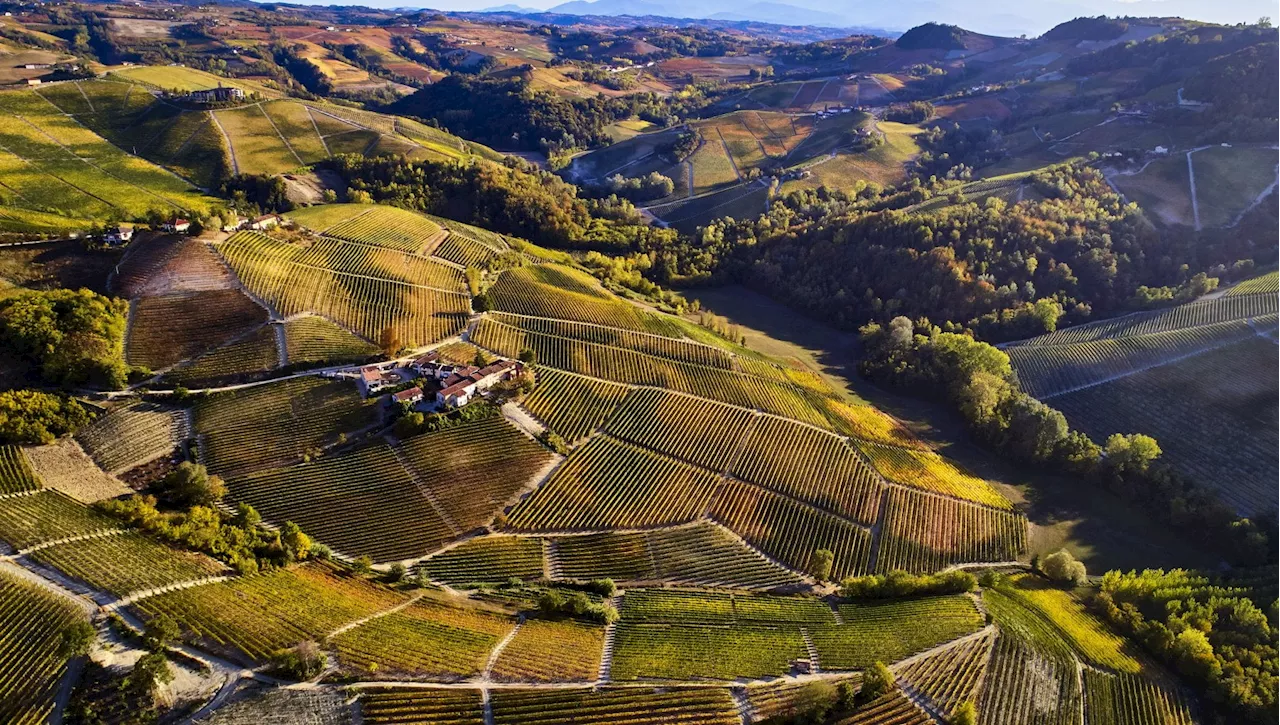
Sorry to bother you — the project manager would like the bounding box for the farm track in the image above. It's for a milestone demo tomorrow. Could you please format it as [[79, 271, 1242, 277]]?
[[305, 106, 333, 157], [255, 103, 304, 168], [209, 111, 239, 175], [716, 127, 743, 182]]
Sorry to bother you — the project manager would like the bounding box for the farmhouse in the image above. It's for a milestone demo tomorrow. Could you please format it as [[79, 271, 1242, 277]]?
[[164, 219, 191, 233], [392, 386, 424, 405], [358, 366, 392, 397], [250, 214, 280, 230], [434, 359, 522, 408], [187, 85, 244, 103]]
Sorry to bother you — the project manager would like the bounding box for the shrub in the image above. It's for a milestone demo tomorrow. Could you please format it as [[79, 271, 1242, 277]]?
[[271, 641, 325, 680], [841, 570, 977, 599], [1040, 549, 1087, 585]]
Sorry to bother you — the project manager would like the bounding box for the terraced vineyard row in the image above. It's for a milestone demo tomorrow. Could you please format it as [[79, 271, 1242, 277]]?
[[195, 377, 376, 477], [490, 312, 734, 368], [612, 622, 806, 680], [896, 629, 995, 718], [0, 446, 40, 495], [731, 415, 884, 524], [74, 402, 187, 475], [396, 417, 554, 534], [165, 325, 280, 387], [978, 632, 1081, 725], [553, 522, 805, 590], [428, 214, 510, 252], [283, 315, 379, 366], [360, 688, 484, 725], [0, 490, 119, 550], [218, 231, 469, 346], [473, 318, 831, 428], [1008, 317, 1272, 398], [0, 569, 89, 725], [30, 531, 225, 597], [1225, 270, 1278, 296], [859, 442, 1011, 510], [876, 488, 1026, 573], [1082, 671, 1196, 725], [435, 233, 499, 267], [126, 289, 268, 371], [811, 595, 984, 670], [605, 388, 755, 471], [491, 618, 605, 682], [332, 596, 514, 679], [508, 435, 721, 531], [837, 690, 932, 724], [709, 478, 873, 579], [227, 443, 453, 563], [487, 266, 686, 337], [522, 368, 629, 445], [988, 577, 1141, 674], [1010, 292, 1277, 347], [489, 688, 740, 725], [134, 562, 408, 663], [619, 588, 833, 624], [320, 205, 445, 254], [422, 536, 545, 584], [295, 237, 465, 292]]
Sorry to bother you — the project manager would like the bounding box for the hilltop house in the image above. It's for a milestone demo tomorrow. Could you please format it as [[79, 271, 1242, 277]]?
[[250, 214, 279, 230], [358, 365, 392, 397], [187, 85, 244, 104], [163, 219, 191, 233]]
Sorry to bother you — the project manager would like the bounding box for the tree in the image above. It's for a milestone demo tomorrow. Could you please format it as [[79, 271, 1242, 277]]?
[[859, 661, 894, 704], [0, 390, 91, 444], [0, 289, 129, 389], [272, 640, 325, 680], [143, 615, 180, 652], [353, 555, 373, 575], [125, 652, 173, 700], [809, 549, 834, 581], [379, 326, 401, 355], [58, 621, 96, 658], [348, 189, 373, 204], [518, 348, 537, 364], [951, 701, 978, 725], [1041, 549, 1087, 585], [539, 429, 568, 454], [157, 462, 226, 507], [1104, 433, 1162, 476], [280, 521, 312, 562]]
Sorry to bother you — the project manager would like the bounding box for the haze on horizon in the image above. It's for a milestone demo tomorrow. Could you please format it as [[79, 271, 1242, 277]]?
[[262, 0, 1276, 36]]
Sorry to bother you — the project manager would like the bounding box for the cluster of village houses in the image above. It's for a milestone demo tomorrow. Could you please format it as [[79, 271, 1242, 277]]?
[[101, 213, 280, 245], [357, 350, 523, 410]]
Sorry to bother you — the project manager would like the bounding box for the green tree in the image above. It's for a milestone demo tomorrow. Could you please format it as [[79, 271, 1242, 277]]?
[[0, 390, 91, 444], [951, 701, 978, 725], [1104, 433, 1162, 476], [859, 661, 894, 704], [143, 615, 180, 652], [58, 620, 96, 658], [1041, 549, 1087, 585], [157, 462, 226, 507], [281, 522, 312, 562], [518, 348, 537, 364], [125, 652, 173, 701], [0, 289, 129, 389], [809, 549, 835, 581]]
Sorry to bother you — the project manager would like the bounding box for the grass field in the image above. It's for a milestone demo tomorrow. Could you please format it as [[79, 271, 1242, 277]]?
[[1110, 156, 1193, 226], [1190, 146, 1278, 227]]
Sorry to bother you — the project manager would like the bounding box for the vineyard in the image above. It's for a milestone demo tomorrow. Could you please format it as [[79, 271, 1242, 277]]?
[[125, 290, 268, 371], [605, 388, 755, 471], [490, 617, 605, 682], [29, 531, 225, 597], [857, 442, 1012, 510], [226, 443, 453, 563], [332, 596, 514, 679], [194, 377, 376, 477], [421, 536, 545, 584], [134, 561, 408, 663], [473, 318, 831, 428], [216, 231, 470, 347], [283, 315, 379, 366], [489, 688, 740, 725], [434, 234, 499, 267], [1009, 292, 1277, 347], [1082, 671, 1196, 725], [895, 629, 995, 718], [521, 368, 629, 445], [1225, 270, 1278, 296], [0, 568, 89, 725], [0, 491, 120, 550], [836, 690, 932, 724], [709, 478, 873, 579], [988, 577, 1141, 674], [810, 595, 984, 670], [1007, 317, 1272, 398], [1049, 335, 1278, 516], [292, 237, 466, 292], [611, 622, 806, 680], [507, 435, 721, 531], [552, 522, 805, 590], [0, 446, 40, 495], [491, 312, 735, 368], [874, 488, 1026, 573], [360, 688, 484, 725], [165, 324, 280, 387], [978, 632, 1081, 725], [486, 266, 685, 336], [395, 417, 554, 533], [23, 439, 129, 503], [74, 402, 187, 475], [729, 415, 884, 524]]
